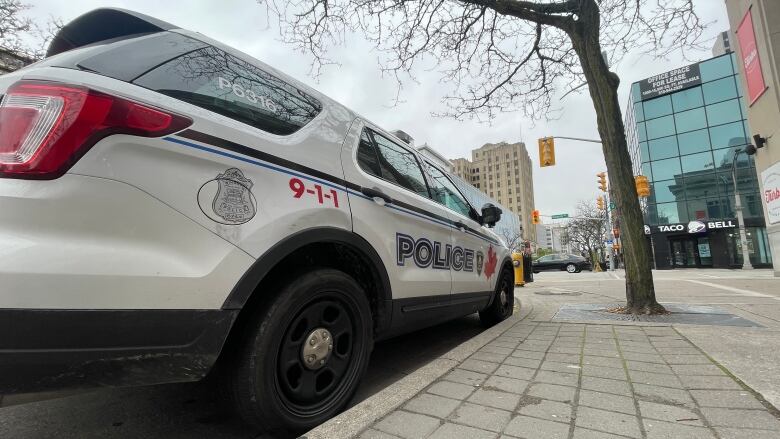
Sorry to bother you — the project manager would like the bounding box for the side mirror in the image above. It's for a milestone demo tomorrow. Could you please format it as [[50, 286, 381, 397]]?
[[480, 203, 502, 228]]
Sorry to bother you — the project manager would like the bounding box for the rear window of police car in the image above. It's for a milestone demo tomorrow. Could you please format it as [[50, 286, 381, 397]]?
[[134, 45, 322, 135]]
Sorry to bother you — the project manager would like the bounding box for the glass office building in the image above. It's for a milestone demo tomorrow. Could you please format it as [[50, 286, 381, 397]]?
[[625, 53, 773, 269]]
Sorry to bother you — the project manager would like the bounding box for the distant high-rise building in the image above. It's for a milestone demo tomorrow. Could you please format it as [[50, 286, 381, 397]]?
[[712, 31, 734, 57], [451, 142, 536, 243]]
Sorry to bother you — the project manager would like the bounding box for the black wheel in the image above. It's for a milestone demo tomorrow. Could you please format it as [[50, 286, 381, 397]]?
[[479, 266, 514, 327], [227, 269, 373, 435], [566, 263, 577, 273]]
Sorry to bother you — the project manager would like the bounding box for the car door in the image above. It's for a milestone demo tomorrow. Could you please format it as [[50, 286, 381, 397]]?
[[535, 255, 554, 271], [341, 122, 453, 330], [423, 162, 501, 312]]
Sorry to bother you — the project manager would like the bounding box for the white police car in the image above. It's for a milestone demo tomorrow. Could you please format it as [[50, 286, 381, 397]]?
[[0, 8, 514, 434]]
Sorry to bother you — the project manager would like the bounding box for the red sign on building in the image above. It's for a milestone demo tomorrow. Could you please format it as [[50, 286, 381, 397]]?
[[736, 9, 767, 104]]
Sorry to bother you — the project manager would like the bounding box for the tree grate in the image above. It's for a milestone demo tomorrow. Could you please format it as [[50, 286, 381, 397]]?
[[552, 303, 762, 327]]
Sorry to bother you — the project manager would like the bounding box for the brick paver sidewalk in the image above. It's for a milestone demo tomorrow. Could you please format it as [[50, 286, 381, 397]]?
[[360, 320, 780, 439]]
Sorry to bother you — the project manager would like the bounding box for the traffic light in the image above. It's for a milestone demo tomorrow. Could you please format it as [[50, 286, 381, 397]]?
[[597, 172, 607, 192], [597, 196, 604, 210], [531, 209, 540, 224], [635, 175, 650, 197], [538, 137, 556, 167]]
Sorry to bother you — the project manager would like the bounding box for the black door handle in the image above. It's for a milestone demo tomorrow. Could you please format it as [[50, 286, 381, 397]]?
[[360, 187, 392, 204], [454, 221, 466, 229]]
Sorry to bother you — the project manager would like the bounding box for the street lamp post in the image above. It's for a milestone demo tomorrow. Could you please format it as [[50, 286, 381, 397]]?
[[732, 149, 753, 270]]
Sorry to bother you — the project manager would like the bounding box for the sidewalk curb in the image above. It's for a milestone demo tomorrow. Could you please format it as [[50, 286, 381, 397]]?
[[300, 297, 534, 439]]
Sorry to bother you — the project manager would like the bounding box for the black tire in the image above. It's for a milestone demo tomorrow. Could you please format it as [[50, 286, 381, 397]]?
[[227, 269, 373, 436], [479, 266, 514, 327], [565, 263, 577, 273]]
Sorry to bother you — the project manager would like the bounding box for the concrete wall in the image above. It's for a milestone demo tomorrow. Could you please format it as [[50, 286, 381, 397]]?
[[725, 0, 780, 275]]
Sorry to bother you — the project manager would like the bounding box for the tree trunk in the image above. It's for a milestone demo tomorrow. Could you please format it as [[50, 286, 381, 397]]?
[[567, 0, 664, 314]]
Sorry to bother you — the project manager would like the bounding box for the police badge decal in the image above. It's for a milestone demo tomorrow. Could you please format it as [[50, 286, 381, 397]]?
[[197, 168, 257, 225]]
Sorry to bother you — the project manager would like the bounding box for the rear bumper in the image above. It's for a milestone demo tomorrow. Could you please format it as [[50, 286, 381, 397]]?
[[0, 308, 237, 394]]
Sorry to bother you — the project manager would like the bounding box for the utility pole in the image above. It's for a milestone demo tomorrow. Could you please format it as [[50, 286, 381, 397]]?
[[732, 149, 753, 270]]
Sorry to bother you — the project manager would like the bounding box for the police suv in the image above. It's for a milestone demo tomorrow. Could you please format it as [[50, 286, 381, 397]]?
[[0, 9, 514, 434]]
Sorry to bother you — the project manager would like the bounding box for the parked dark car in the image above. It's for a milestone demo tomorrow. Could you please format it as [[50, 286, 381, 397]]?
[[532, 254, 592, 273]]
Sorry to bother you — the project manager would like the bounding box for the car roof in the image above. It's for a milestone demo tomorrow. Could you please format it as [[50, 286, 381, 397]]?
[[46, 8, 177, 57]]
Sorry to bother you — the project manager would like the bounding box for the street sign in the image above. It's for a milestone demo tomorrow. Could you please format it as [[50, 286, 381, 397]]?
[[605, 239, 613, 245], [609, 201, 616, 211], [551, 214, 569, 219]]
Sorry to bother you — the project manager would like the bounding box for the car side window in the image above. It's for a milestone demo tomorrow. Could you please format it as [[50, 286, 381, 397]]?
[[537, 255, 552, 262], [424, 162, 473, 218], [356, 130, 382, 177], [360, 129, 430, 198], [133, 45, 322, 136]]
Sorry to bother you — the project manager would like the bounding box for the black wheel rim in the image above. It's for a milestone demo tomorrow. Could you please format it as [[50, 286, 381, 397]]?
[[275, 295, 359, 416], [499, 271, 513, 316]]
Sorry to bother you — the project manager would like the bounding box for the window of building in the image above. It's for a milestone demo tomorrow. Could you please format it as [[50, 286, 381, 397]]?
[[677, 129, 711, 155], [650, 179, 681, 203], [712, 145, 750, 170], [634, 101, 645, 122], [649, 136, 679, 161], [639, 141, 649, 161], [705, 99, 742, 126], [684, 172, 720, 199], [709, 121, 748, 150], [700, 55, 733, 82], [674, 107, 707, 133], [651, 157, 682, 181], [515, 177, 520, 184], [646, 115, 676, 139], [497, 181, 501, 187], [643, 95, 673, 119], [702, 76, 738, 105], [497, 191, 501, 196], [641, 163, 653, 180], [680, 151, 715, 174], [671, 87, 704, 112], [506, 154, 510, 159], [655, 201, 686, 224], [637, 122, 647, 141]]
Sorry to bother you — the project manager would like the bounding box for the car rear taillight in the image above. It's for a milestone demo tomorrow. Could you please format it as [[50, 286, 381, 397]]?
[[0, 81, 192, 179]]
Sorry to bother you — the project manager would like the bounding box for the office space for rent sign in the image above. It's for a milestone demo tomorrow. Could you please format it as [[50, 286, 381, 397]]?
[[639, 63, 701, 100]]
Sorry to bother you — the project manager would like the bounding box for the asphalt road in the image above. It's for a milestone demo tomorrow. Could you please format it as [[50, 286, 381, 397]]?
[[0, 314, 486, 439]]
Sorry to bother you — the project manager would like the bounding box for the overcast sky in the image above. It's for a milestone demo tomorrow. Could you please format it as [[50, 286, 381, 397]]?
[[25, 0, 730, 223]]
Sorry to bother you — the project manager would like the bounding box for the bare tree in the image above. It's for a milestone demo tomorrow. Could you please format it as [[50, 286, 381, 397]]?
[[499, 226, 524, 253], [560, 199, 608, 266], [263, 0, 708, 314], [0, 0, 62, 61]]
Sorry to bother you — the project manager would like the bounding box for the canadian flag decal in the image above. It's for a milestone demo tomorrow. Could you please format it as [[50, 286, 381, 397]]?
[[484, 244, 497, 280]]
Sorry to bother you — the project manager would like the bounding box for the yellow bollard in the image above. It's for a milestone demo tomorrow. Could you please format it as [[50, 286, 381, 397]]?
[[512, 252, 525, 287]]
